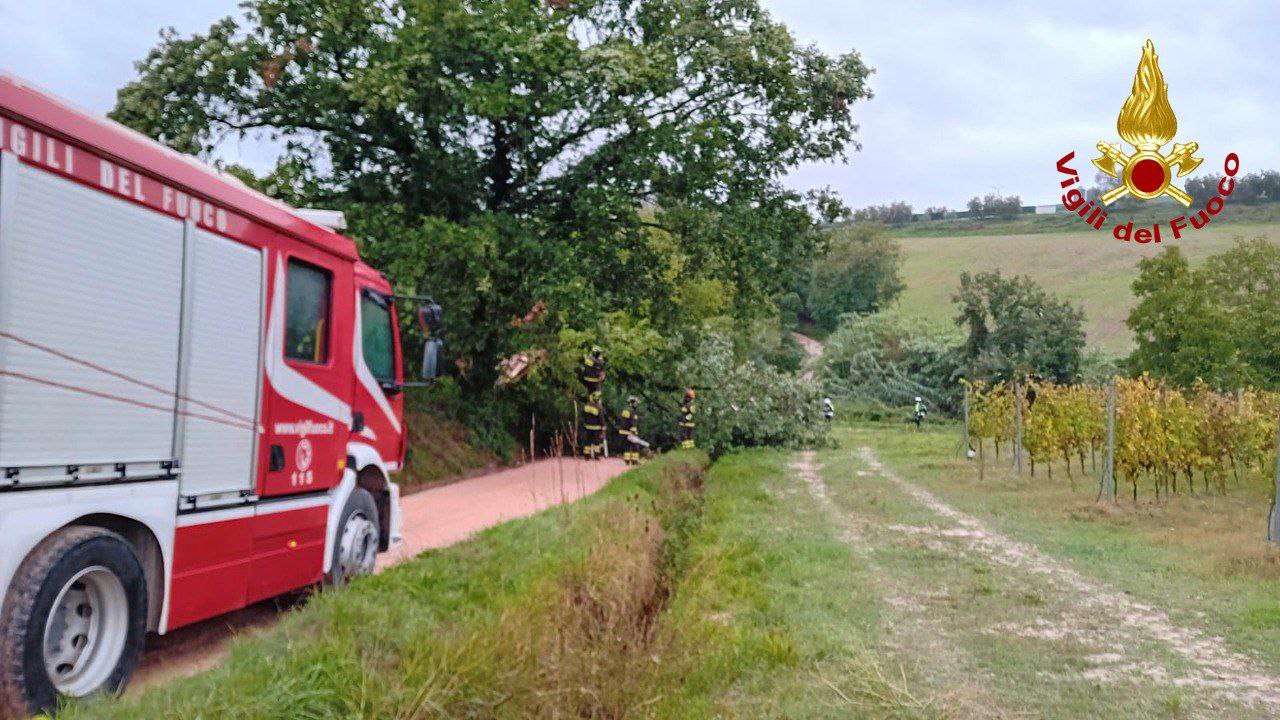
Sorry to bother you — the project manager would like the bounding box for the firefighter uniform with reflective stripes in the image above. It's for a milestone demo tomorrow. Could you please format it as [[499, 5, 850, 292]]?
[[619, 399, 641, 465], [583, 393, 605, 459], [678, 390, 696, 449], [580, 348, 605, 395]]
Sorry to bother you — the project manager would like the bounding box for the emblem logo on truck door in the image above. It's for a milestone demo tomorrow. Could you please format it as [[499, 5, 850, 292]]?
[[290, 435, 314, 484], [296, 438, 314, 472], [291, 438, 315, 486]]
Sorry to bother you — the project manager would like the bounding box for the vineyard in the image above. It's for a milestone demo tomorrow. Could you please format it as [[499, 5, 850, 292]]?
[[966, 376, 1280, 501]]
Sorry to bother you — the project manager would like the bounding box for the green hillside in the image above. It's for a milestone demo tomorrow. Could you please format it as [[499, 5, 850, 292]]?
[[893, 221, 1280, 355]]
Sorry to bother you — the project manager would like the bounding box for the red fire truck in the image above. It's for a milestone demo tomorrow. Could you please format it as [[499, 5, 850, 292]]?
[[0, 74, 428, 715]]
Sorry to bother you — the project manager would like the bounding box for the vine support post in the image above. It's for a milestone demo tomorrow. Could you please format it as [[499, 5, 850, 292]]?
[[962, 385, 970, 453], [1101, 380, 1116, 504], [1268, 411, 1280, 544], [1013, 380, 1024, 476]]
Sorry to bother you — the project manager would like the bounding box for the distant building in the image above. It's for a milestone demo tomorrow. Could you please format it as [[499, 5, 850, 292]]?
[[1033, 204, 1058, 215]]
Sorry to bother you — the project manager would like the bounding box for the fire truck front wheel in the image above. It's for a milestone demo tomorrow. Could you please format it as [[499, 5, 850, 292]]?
[[0, 526, 147, 717], [326, 488, 380, 589]]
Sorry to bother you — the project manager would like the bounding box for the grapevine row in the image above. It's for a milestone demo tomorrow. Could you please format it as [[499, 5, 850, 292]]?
[[965, 376, 1280, 500]]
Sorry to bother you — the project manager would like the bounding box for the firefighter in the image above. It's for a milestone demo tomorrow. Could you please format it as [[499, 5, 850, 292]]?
[[580, 346, 605, 395], [619, 396, 642, 465], [678, 388, 696, 449], [582, 391, 605, 459], [913, 396, 928, 430]]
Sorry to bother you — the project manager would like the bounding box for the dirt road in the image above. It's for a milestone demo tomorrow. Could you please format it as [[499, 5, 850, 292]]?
[[858, 446, 1280, 714], [791, 331, 824, 359], [130, 456, 628, 692], [792, 331, 823, 380], [800, 444, 1280, 718]]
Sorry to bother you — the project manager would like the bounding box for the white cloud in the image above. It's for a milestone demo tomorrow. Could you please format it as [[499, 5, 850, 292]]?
[[1, 0, 1274, 208], [763, 0, 1280, 208]]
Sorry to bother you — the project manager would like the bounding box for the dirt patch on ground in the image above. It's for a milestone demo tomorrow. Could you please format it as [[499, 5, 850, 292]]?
[[791, 451, 1012, 719], [858, 446, 1280, 713], [792, 332, 824, 381]]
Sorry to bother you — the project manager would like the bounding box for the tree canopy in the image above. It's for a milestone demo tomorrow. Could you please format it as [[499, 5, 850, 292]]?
[[113, 0, 873, 446], [953, 270, 1085, 384], [803, 223, 904, 331], [1128, 238, 1280, 390]]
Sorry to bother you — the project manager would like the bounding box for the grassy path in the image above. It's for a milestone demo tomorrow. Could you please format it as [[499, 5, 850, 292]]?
[[59, 426, 1280, 719], [59, 450, 937, 719], [816, 423, 1280, 718]]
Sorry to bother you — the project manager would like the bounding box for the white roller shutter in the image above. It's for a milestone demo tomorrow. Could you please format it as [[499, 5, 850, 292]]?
[[175, 228, 263, 502], [0, 159, 182, 468]]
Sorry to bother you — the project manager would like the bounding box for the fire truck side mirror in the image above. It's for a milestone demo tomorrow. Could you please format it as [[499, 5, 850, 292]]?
[[417, 301, 442, 335], [421, 338, 443, 380], [416, 300, 443, 381]]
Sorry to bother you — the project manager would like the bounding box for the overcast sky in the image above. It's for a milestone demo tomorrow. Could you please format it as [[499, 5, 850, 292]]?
[[1, 0, 1275, 209]]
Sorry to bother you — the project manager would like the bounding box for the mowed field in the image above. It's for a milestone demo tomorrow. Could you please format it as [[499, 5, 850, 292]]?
[[894, 222, 1280, 355]]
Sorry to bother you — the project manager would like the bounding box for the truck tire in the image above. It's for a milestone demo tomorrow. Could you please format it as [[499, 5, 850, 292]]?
[[325, 488, 380, 589], [0, 526, 147, 717]]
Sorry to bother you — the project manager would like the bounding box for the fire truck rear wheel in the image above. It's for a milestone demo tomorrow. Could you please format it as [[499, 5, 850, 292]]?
[[0, 526, 147, 717], [326, 488, 380, 589]]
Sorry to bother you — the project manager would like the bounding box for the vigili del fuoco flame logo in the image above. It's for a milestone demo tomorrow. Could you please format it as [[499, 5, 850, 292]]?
[[1055, 40, 1240, 244]]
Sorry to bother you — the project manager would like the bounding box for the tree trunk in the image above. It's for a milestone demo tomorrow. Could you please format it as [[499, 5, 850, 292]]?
[[488, 122, 514, 209]]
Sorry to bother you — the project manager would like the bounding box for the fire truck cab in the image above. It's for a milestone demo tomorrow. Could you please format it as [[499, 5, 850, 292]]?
[[0, 73, 418, 715]]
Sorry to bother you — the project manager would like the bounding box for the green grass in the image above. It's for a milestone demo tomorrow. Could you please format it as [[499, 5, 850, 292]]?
[[63, 448, 936, 719], [397, 388, 503, 491], [667, 451, 937, 718], [892, 221, 1280, 354], [62, 420, 1280, 717], [62, 453, 710, 719], [397, 405, 500, 490], [826, 419, 1280, 717]]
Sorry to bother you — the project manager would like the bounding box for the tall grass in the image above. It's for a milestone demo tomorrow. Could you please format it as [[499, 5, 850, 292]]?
[[60, 453, 709, 720], [63, 447, 929, 719]]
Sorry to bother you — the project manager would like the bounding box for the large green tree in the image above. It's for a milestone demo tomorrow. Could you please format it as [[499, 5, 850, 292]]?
[[114, 0, 873, 409], [1128, 239, 1280, 389], [953, 270, 1085, 384], [803, 223, 904, 330]]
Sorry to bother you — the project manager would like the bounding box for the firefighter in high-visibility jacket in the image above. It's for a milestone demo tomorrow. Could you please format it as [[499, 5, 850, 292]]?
[[678, 388, 696, 449], [619, 396, 641, 465], [582, 391, 605, 459], [580, 346, 605, 395]]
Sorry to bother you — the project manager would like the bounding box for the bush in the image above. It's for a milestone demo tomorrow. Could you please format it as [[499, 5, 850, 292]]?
[[965, 193, 1023, 219], [954, 270, 1086, 384]]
